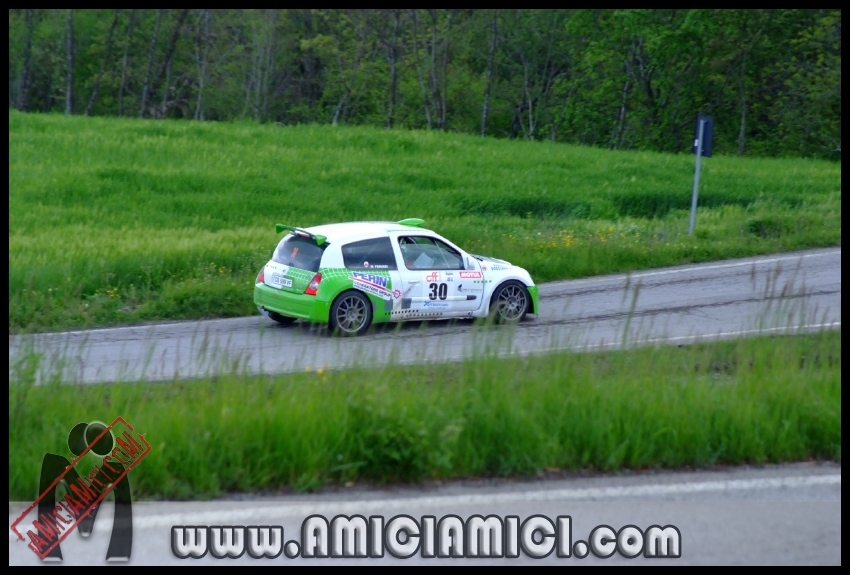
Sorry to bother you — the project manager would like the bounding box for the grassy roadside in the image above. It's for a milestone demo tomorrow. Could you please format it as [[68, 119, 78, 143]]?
[[9, 330, 840, 501], [9, 111, 841, 333]]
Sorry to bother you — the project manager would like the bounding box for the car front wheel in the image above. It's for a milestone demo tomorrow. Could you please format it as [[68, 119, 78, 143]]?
[[329, 291, 373, 336], [489, 281, 530, 323]]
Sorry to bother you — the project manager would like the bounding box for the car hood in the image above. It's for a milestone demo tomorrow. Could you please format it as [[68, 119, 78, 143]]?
[[471, 253, 511, 266]]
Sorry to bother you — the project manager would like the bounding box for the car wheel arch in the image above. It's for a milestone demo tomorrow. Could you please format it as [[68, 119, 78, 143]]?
[[329, 287, 381, 317]]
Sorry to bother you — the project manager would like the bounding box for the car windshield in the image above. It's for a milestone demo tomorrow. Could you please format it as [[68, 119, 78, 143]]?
[[272, 234, 326, 272]]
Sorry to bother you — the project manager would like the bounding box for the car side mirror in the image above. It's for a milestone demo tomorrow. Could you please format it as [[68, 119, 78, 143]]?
[[465, 255, 474, 270]]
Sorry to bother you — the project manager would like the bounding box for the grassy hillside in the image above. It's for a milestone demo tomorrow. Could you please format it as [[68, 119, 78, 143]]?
[[8, 111, 841, 333]]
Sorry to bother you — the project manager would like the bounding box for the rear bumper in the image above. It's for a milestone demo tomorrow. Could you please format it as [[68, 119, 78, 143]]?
[[254, 283, 331, 323]]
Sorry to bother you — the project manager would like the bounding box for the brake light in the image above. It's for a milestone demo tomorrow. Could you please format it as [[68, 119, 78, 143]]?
[[256, 269, 265, 284], [305, 273, 322, 295]]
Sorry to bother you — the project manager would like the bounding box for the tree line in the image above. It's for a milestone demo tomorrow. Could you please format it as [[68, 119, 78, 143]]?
[[8, 9, 841, 158]]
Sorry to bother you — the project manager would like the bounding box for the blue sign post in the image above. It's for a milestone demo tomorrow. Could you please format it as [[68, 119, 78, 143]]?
[[689, 114, 714, 236]]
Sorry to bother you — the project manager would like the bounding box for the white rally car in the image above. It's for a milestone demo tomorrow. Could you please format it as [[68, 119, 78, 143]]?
[[254, 218, 539, 336]]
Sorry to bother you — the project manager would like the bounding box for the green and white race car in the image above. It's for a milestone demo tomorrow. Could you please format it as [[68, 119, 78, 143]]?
[[254, 218, 539, 335]]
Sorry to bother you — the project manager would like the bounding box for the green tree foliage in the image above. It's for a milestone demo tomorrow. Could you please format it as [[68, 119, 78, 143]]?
[[7, 8, 841, 159]]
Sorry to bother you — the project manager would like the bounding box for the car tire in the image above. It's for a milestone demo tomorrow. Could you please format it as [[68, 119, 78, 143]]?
[[329, 290, 373, 336], [489, 281, 530, 324], [268, 311, 297, 325]]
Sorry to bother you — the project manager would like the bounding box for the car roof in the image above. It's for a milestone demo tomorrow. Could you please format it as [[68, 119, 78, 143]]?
[[304, 221, 436, 243]]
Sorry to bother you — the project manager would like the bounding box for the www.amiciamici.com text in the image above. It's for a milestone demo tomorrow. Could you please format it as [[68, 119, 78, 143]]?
[[172, 514, 681, 559]]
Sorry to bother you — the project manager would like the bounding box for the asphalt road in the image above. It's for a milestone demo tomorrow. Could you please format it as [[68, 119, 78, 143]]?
[[8, 248, 841, 385], [9, 462, 841, 565]]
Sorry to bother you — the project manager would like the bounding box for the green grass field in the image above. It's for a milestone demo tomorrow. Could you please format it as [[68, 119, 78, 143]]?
[[9, 110, 841, 333], [9, 330, 840, 500]]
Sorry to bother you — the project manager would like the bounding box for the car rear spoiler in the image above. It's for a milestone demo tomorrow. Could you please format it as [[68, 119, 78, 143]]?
[[275, 224, 328, 246]]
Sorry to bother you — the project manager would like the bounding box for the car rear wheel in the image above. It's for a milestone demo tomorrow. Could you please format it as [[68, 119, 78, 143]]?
[[268, 311, 297, 325], [329, 291, 372, 336], [489, 281, 530, 323]]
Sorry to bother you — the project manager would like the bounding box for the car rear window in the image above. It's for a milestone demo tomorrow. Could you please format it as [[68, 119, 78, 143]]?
[[272, 234, 327, 272], [342, 237, 397, 270]]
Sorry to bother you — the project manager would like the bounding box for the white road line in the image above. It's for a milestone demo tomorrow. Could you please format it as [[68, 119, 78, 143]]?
[[435, 322, 842, 364], [15, 318, 244, 339], [32, 473, 832, 531], [546, 249, 840, 287], [553, 321, 842, 351]]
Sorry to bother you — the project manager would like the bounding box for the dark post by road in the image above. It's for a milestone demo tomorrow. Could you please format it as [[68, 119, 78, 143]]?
[[690, 114, 714, 236]]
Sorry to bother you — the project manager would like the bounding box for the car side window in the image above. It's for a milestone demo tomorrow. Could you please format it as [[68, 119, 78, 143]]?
[[398, 236, 463, 270], [341, 237, 398, 270]]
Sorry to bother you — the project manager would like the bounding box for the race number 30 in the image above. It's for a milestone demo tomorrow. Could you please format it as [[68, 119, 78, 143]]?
[[428, 283, 448, 300]]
